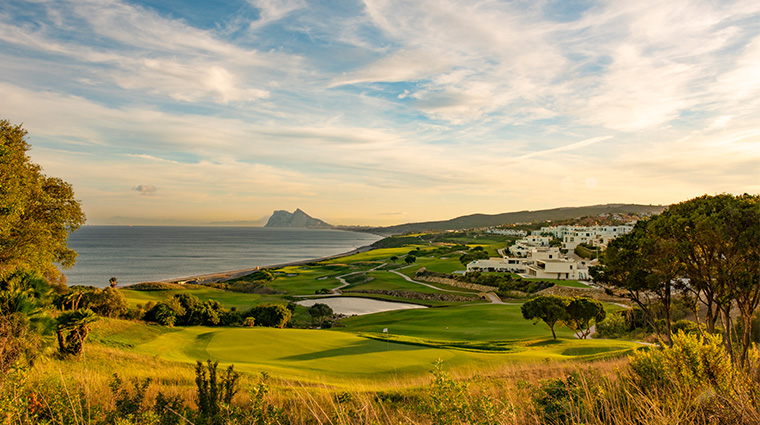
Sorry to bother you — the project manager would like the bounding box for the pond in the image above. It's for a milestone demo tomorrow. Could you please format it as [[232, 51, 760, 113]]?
[[296, 297, 427, 316]]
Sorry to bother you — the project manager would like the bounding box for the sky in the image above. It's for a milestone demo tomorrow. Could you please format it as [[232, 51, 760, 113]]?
[[1, 0, 759, 226]]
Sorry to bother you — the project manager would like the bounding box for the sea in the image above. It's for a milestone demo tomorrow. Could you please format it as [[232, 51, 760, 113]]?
[[62, 226, 382, 287]]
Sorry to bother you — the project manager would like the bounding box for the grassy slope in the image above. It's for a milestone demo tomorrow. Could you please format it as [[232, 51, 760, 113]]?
[[92, 318, 638, 387]]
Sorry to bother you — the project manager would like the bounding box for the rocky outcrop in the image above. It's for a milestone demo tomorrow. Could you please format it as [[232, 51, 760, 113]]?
[[415, 275, 497, 293], [346, 289, 474, 302], [537, 285, 627, 303], [265, 209, 333, 229]]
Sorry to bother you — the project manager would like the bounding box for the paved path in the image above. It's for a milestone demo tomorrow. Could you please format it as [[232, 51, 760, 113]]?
[[332, 263, 387, 294], [482, 292, 505, 304]]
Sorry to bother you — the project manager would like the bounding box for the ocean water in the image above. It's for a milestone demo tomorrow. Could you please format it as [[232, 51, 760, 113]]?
[[62, 226, 382, 287]]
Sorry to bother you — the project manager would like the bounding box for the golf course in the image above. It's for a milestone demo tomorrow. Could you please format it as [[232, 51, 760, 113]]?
[[104, 232, 640, 388]]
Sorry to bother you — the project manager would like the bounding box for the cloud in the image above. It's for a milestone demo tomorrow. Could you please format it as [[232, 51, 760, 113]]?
[[517, 136, 613, 160], [248, 0, 305, 29], [132, 184, 157, 196]]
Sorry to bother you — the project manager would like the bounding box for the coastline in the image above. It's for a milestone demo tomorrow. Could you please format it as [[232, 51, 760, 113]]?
[[157, 244, 375, 285]]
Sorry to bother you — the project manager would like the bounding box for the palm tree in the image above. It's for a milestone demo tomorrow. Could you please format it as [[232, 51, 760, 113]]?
[[56, 309, 98, 356]]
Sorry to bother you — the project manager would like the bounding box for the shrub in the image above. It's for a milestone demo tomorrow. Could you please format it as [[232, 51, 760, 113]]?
[[195, 360, 239, 425], [595, 311, 627, 338], [245, 304, 292, 328], [627, 331, 733, 394]]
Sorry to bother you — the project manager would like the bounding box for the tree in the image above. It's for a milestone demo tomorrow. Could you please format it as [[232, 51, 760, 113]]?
[[652, 194, 760, 364], [1, 119, 86, 282], [389, 256, 398, 263], [109, 277, 118, 288], [521, 296, 569, 339], [56, 308, 97, 356], [307, 303, 333, 325], [590, 220, 677, 346], [565, 297, 606, 339], [405, 255, 417, 265], [459, 248, 489, 266], [246, 304, 291, 328]]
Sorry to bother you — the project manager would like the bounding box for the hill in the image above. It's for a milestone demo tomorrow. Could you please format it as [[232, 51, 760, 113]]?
[[264, 208, 333, 229], [352, 203, 665, 235]]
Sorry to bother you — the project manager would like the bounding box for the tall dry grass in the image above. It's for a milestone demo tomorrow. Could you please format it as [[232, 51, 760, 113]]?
[[3, 332, 760, 424]]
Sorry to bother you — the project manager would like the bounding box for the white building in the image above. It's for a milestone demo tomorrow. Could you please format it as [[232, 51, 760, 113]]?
[[526, 258, 579, 280], [466, 258, 525, 273], [467, 246, 589, 281], [562, 225, 634, 251], [508, 235, 552, 257], [486, 228, 528, 237]]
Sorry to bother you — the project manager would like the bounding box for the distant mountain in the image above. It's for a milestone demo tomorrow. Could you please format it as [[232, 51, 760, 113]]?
[[264, 209, 333, 229], [355, 204, 666, 235]]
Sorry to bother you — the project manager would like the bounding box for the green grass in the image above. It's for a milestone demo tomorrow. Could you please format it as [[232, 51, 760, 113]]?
[[265, 264, 361, 295], [399, 257, 465, 275], [121, 287, 279, 310], [336, 303, 557, 342], [321, 246, 428, 264], [346, 271, 453, 294], [92, 318, 638, 386]]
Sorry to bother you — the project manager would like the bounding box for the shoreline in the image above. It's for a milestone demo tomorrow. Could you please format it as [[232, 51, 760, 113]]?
[[154, 244, 375, 285]]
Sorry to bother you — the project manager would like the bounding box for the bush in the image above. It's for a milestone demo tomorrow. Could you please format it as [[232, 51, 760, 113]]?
[[245, 304, 292, 328], [627, 331, 733, 394], [194, 360, 239, 425], [595, 311, 627, 338]]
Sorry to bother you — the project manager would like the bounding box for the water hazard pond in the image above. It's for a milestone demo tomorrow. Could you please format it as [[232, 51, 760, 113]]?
[[296, 297, 427, 316]]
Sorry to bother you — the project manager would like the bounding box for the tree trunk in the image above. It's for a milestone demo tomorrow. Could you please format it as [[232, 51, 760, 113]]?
[[721, 307, 735, 363]]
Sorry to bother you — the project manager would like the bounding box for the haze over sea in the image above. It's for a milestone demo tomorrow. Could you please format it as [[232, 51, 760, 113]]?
[[63, 226, 382, 288]]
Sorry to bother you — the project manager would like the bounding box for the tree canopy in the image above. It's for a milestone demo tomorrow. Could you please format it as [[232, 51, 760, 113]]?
[[565, 297, 606, 339], [0, 119, 86, 282], [521, 295, 569, 339], [592, 193, 760, 364]]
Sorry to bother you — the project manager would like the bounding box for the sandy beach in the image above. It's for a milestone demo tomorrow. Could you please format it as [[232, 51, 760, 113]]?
[[160, 244, 374, 285]]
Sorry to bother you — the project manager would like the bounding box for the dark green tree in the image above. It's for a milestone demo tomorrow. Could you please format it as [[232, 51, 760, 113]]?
[[405, 255, 417, 264], [307, 303, 333, 325], [521, 295, 569, 339], [652, 194, 760, 364], [565, 297, 606, 339], [246, 304, 291, 328], [590, 219, 677, 346]]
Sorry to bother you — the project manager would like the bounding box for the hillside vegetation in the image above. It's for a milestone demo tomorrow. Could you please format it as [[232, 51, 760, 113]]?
[[355, 203, 665, 235]]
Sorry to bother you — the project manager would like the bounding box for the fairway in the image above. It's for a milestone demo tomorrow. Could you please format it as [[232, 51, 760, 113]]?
[[337, 303, 568, 342], [121, 286, 280, 310], [127, 324, 638, 386]]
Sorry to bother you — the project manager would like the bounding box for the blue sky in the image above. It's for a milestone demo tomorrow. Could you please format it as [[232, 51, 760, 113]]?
[[1, 0, 759, 225]]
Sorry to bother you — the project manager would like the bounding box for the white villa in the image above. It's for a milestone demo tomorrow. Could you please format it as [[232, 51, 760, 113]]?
[[508, 235, 552, 257], [531, 224, 634, 251], [467, 246, 589, 280]]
